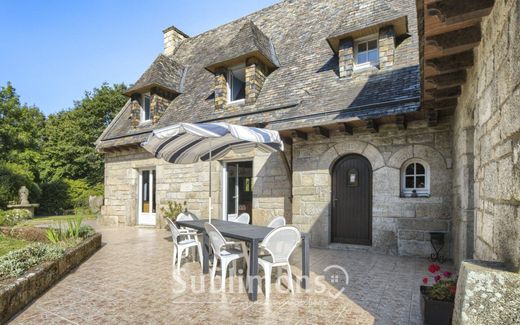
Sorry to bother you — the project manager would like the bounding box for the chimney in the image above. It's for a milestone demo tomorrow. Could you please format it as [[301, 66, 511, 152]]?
[[162, 25, 189, 56]]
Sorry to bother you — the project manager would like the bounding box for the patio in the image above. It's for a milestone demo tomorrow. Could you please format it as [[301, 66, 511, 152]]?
[[10, 222, 436, 324]]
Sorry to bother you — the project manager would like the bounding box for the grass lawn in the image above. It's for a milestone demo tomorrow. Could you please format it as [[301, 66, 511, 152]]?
[[21, 214, 96, 226], [0, 235, 29, 256]]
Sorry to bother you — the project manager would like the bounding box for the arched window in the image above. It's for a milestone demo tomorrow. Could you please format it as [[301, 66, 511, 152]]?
[[401, 159, 430, 197]]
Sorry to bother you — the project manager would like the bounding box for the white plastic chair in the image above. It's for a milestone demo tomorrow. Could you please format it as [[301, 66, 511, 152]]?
[[267, 216, 286, 228], [176, 211, 198, 222], [166, 218, 203, 273], [175, 211, 199, 257], [258, 226, 301, 299], [204, 222, 248, 291], [233, 212, 250, 224]]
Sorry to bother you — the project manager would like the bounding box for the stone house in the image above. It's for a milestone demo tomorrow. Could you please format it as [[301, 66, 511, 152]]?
[[96, 0, 519, 271]]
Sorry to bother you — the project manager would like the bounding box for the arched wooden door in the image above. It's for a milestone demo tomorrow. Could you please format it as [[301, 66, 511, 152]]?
[[331, 154, 372, 245]]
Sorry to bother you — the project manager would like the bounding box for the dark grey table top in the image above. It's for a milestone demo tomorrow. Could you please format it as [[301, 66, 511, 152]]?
[[176, 219, 308, 242], [176, 219, 273, 241]]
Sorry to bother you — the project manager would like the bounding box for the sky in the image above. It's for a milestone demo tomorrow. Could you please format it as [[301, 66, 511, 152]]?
[[0, 0, 279, 115]]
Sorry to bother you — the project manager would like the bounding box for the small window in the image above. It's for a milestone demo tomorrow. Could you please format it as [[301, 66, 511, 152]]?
[[140, 93, 151, 122], [401, 159, 430, 197], [227, 65, 246, 103], [354, 36, 379, 70]]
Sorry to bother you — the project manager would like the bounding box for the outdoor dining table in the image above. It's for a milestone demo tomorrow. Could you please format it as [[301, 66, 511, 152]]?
[[176, 219, 310, 301]]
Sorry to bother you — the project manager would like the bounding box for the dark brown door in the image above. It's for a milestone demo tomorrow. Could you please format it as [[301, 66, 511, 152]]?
[[331, 154, 372, 245]]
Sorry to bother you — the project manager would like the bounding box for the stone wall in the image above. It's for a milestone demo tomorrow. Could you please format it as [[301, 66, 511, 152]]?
[[452, 0, 520, 272], [0, 234, 102, 323], [291, 121, 453, 257], [101, 147, 291, 228]]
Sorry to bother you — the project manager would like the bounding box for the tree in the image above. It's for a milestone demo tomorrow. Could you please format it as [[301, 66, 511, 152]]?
[[40, 83, 127, 185], [0, 82, 45, 181]]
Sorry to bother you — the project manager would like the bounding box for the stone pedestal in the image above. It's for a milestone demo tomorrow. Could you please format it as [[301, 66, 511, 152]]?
[[6, 204, 39, 218], [453, 260, 520, 324]]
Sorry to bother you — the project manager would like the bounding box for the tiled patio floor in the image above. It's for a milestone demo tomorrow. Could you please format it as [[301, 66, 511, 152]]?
[[9, 223, 441, 324]]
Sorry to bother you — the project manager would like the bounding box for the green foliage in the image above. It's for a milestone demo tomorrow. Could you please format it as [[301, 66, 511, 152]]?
[[0, 83, 45, 179], [78, 224, 95, 238], [45, 217, 93, 244], [38, 181, 71, 215], [160, 201, 187, 221], [40, 83, 127, 185], [0, 162, 41, 209], [0, 234, 29, 257], [66, 217, 82, 238], [0, 209, 33, 226], [426, 279, 457, 302], [0, 81, 125, 215], [46, 227, 61, 244], [0, 242, 64, 279], [65, 179, 103, 209]]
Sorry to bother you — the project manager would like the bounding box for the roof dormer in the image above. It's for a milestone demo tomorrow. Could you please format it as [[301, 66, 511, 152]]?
[[327, 2, 408, 78], [206, 21, 279, 110], [126, 54, 187, 126]]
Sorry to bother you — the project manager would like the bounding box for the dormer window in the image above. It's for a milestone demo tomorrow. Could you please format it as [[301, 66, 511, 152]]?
[[141, 93, 151, 122], [354, 35, 379, 70], [227, 65, 246, 103]]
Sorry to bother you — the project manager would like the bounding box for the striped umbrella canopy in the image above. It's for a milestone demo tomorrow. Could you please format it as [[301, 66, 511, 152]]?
[[142, 122, 284, 221]]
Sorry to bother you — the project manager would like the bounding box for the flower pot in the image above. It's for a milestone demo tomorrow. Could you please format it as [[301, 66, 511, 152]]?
[[420, 286, 454, 325]]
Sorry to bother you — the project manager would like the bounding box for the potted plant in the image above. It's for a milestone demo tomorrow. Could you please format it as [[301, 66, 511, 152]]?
[[420, 263, 456, 325]]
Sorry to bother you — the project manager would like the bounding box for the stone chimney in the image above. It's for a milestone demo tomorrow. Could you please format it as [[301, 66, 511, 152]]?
[[162, 25, 189, 56]]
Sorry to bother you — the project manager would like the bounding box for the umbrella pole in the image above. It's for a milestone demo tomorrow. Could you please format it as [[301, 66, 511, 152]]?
[[208, 143, 212, 224]]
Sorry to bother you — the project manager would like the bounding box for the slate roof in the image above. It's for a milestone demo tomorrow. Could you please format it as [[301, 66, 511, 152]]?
[[97, 0, 420, 149], [124, 54, 187, 96], [205, 20, 280, 73]]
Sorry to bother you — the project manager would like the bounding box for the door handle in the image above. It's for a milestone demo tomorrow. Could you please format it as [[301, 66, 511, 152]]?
[[332, 197, 338, 207]]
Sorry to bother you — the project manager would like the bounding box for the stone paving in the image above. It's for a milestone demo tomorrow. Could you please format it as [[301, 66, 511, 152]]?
[[9, 223, 441, 324]]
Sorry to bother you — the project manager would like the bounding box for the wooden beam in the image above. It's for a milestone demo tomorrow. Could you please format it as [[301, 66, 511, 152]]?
[[396, 114, 407, 130], [426, 25, 481, 55], [423, 98, 458, 111], [279, 151, 292, 184], [426, 86, 461, 100], [427, 110, 439, 127], [291, 130, 308, 141], [427, 0, 494, 25], [366, 119, 378, 133], [426, 70, 467, 89], [338, 123, 354, 135], [313, 126, 330, 138], [426, 51, 474, 73], [281, 136, 293, 146]]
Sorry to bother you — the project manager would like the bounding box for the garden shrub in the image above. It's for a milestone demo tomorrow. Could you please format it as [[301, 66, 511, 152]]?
[[0, 243, 64, 279], [65, 179, 103, 210], [0, 162, 41, 209], [0, 209, 32, 226], [39, 179, 102, 215], [38, 181, 71, 215], [45, 217, 95, 244]]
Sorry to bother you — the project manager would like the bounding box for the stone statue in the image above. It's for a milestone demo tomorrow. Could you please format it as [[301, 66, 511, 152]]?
[[7, 185, 39, 217], [19, 186, 30, 205]]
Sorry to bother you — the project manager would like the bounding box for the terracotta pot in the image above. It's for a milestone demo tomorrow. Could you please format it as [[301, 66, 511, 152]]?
[[420, 286, 454, 325]]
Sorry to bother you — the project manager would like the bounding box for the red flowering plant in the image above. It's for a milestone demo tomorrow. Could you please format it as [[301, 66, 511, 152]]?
[[421, 263, 457, 302]]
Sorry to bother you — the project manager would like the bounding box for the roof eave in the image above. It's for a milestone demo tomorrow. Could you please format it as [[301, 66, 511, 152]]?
[[123, 83, 181, 97], [205, 50, 280, 74]]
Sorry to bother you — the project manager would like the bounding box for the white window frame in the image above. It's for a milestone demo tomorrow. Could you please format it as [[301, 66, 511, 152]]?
[[140, 93, 151, 123], [227, 64, 246, 104], [401, 159, 430, 197], [353, 34, 379, 71]]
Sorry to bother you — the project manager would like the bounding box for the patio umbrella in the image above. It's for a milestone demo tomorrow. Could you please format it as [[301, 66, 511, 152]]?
[[142, 122, 284, 222]]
